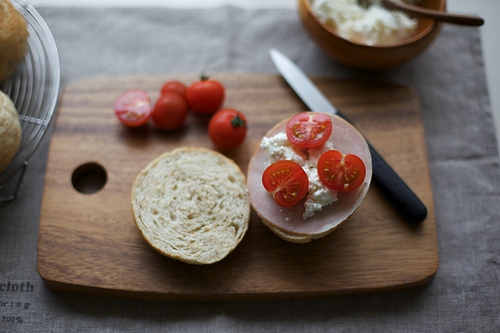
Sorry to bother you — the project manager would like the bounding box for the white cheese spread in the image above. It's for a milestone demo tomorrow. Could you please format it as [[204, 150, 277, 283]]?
[[260, 132, 338, 219], [310, 0, 418, 46]]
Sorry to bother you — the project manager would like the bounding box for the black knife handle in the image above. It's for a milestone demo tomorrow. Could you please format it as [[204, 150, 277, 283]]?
[[368, 143, 428, 223], [337, 111, 428, 223]]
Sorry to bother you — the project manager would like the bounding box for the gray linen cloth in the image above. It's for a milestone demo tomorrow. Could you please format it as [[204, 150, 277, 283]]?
[[1, 6, 499, 332]]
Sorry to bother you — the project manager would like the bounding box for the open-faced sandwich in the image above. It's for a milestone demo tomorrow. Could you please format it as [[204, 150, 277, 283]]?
[[247, 112, 372, 243]]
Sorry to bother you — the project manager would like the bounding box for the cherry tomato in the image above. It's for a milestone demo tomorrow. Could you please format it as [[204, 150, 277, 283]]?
[[152, 93, 189, 130], [317, 150, 366, 192], [262, 160, 309, 208], [208, 108, 247, 150], [286, 112, 333, 148], [186, 75, 225, 115], [160, 80, 187, 97], [114, 89, 153, 127]]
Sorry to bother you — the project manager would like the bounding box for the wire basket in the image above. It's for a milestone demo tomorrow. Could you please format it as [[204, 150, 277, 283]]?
[[0, 0, 61, 201]]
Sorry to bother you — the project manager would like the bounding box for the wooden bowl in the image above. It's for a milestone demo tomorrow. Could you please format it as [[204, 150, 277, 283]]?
[[298, 0, 446, 69]]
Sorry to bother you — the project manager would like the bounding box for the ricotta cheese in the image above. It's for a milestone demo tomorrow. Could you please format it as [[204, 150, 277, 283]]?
[[310, 0, 418, 46], [260, 132, 338, 219]]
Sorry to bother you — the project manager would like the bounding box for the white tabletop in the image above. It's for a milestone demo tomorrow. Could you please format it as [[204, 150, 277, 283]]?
[[28, 0, 500, 154]]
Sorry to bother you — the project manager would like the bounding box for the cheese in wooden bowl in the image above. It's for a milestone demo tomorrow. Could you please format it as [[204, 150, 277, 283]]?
[[298, 0, 445, 69]]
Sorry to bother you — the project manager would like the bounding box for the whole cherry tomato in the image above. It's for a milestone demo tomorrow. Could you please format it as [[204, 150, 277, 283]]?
[[114, 89, 152, 127], [208, 108, 247, 150], [152, 93, 189, 130], [262, 160, 309, 208], [186, 75, 225, 115], [317, 150, 366, 192], [286, 112, 333, 148], [160, 80, 187, 97]]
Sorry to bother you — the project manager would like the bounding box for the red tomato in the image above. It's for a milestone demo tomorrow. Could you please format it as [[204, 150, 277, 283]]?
[[114, 89, 152, 127], [152, 93, 189, 130], [160, 80, 187, 97], [317, 150, 366, 192], [286, 112, 333, 148], [208, 108, 247, 150], [186, 75, 225, 115], [262, 160, 309, 208]]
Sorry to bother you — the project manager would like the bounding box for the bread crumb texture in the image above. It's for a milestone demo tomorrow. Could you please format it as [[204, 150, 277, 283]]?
[[0, 0, 29, 82], [132, 147, 250, 265], [0, 90, 22, 173]]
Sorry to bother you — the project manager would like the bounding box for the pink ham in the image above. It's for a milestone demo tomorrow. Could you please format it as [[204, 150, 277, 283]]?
[[247, 113, 372, 242]]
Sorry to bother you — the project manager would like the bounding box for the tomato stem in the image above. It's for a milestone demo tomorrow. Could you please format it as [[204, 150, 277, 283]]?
[[231, 114, 247, 128], [200, 73, 210, 81]]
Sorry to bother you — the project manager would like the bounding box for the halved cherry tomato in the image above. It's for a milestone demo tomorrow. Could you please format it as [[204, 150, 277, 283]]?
[[152, 93, 189, 130], [317, 150, 366, 192], [160, 80, 187, 97], [114, 89, 153, 127], [262, 160, 309, 208], [286, 112, 333, 148], [208, 108, 247, 150], [186, 75, 225, 115]]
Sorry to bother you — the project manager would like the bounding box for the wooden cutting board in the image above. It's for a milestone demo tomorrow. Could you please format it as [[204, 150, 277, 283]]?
[[37, 73, 437, 301]]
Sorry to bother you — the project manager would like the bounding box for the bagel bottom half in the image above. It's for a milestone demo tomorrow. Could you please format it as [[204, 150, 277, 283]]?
[[132, 147, 250, 264]]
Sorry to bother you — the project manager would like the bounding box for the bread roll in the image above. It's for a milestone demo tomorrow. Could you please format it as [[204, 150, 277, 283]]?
[[132, 147, 250, 265], [0, 90, 22, 173], [247, 113, 372, 243], [0, 0, 29, 82]]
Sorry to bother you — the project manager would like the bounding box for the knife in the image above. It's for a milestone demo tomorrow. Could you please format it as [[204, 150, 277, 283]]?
[[269, 48, 427, 223]]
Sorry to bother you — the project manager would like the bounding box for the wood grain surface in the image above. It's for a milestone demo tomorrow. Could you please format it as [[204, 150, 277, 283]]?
[[37, 73, 437, 301]]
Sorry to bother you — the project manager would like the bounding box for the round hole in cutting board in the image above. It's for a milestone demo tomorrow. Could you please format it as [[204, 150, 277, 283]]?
[[71, 162, 107, 194]]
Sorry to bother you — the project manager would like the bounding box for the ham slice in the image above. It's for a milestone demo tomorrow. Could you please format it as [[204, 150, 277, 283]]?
[[247, 113, 372, 242]]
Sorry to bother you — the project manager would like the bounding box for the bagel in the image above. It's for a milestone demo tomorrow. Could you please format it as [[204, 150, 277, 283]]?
[[0, 0, 29, 82], [132, 147, 250, 264], [0, 90, 22, 173]]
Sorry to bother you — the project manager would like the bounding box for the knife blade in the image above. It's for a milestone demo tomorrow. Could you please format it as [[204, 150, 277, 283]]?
[[269, 48, 427, 223]]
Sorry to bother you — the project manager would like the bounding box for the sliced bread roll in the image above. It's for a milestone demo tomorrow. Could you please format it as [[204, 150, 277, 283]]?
[[0, 0, 29, 82], [132, 147, 250, 265], [247, 113, 372, 243], [0, 90, 22, 173]]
